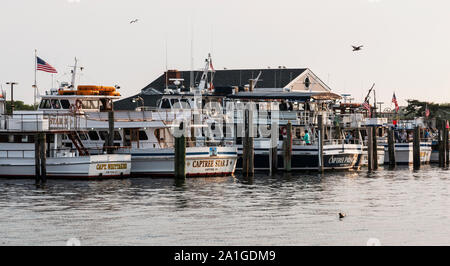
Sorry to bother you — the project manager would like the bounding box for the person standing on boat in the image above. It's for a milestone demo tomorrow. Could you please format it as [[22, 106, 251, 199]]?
[[394, 129, 400, 143], [401, 130, 408, 143], [303, 130, 311, 145], [424, 128, 432, 141]]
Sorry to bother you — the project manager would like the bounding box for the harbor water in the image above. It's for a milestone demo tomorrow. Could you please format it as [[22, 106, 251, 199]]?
[[0, 166, 449, 246]]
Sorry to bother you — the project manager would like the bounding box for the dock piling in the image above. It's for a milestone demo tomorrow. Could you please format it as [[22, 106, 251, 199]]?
[[174, 122, 186, 179], [367, 127, 374, 172], [413, 126, 421, 170], [318, 115, 324, 173], [269, 121, 278, 175], [107, 111, 115, 154], [283, 121, 292, 172], [438, 119, 445, 167], [372, 126, 378, 170], [242, 109, 254, 177], [34, 134, 41, 184], [443, 120, 450, 167], [39, 133, 47, 183], [387, 128, 396, 168]]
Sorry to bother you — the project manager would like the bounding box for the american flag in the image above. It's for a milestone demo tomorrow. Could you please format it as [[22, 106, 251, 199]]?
[[36, 57, 57, 73], [425, 104, 430, 118], [362, 101, 371, 117], [392, 93, 399, 113], [209, 58, 215, 72]]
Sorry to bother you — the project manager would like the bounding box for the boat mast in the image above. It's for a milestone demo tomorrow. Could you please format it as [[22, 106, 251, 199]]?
[[70, 57, 78, 89], [190, 19, 194, 92], [198, 54, 211, 93]]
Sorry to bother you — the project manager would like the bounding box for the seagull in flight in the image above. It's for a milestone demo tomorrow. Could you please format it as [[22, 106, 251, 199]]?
[[130, 19, 139, 24], [352, 45, 363, 52]]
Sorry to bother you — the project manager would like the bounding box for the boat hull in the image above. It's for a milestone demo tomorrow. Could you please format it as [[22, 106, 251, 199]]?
[[359, 146, 385, 166], [237, 143, 363, 171], [383, 143, 432, 165], [123, 146, 238, 177], [0, 154, 131, 179]]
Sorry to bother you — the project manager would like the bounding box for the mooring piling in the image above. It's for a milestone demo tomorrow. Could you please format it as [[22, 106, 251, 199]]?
[[317, 115, 324, 173], [372, 126, 378, 170], [438, 119, 445, 167], [269, 121, 278, 175], [413, 126, 421, 169], [367, 127, 374, 171], [107, 110, 115, 154], [387, 128, 396, 168], [174, 122, 186, 179], [242, 109, 254, 177], [283, 121, 292, 172], [39, 133, 47, 183], [443, 120, 450, 167], [34, 133, 41, 184]]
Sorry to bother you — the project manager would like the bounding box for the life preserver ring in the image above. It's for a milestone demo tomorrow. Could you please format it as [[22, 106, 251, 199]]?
[[281, 127, 287, 136], [75, 99, 83, 110]]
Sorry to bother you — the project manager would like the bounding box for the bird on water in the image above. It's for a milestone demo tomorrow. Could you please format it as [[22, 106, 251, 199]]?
[[130, 19, 139, 24], [339, 212, 346, 219]]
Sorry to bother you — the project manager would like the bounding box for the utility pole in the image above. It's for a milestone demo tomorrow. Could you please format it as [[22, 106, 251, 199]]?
[[6, 82, 18, 114]]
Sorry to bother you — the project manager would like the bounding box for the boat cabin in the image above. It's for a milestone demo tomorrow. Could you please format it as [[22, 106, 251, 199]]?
[[38, 83, 121, 113]]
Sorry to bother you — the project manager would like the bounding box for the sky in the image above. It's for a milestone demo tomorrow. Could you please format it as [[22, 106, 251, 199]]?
[[1, 0, 449, 108]]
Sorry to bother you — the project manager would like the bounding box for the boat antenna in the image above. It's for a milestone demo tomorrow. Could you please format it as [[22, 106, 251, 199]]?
[[190, 18, 194, 92], [165, 35, 169, 92]]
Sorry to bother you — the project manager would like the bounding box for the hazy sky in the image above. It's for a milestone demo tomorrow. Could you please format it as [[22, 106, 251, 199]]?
[[1, 0, 449, 108]]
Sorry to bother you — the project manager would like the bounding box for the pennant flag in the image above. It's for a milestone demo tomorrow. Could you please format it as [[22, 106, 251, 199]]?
[[425, 104, 430, 118], [210, 58, 215, 72], [392, 93, 399, 113], [37, 56, 57, 73]]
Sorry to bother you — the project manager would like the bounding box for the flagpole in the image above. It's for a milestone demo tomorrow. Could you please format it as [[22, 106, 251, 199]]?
[[34, 49, 37, 109]]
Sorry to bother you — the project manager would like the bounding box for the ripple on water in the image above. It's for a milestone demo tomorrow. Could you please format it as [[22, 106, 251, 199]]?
[[0, 166, 449, 245]]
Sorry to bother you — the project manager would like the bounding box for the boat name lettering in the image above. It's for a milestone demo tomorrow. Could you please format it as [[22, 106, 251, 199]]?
[[192, 160, 230, 168], [328, 156, 353, 165], [96, 163, 128, 170]]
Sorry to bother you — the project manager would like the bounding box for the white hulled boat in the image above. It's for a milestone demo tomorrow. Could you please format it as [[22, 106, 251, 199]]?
[[30, 58, 237, 177], [0, 96, 131, 179]]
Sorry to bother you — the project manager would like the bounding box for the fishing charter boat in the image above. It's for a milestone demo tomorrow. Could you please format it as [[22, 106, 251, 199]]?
[[382, 121, 432, 165], [0, 95, 131, 179], [32, 58, 237, 177], [226, 90, 364, 171]]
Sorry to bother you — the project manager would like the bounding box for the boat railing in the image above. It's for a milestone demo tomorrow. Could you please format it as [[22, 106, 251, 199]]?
[[185, 139, 236, 148], [0, 113, 85, 132], [0, 149, 35, 159], [0, 146, 133, 159]]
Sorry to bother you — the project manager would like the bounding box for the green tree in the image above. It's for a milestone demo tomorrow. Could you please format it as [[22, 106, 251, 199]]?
[[404, 100, 450, 119], [5, 101, 37, 112]]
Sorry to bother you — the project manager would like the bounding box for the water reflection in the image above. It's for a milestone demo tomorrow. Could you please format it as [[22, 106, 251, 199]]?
[[0, 166, 449, 245]]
